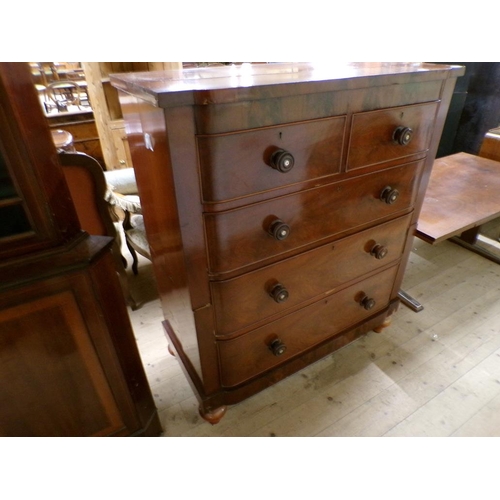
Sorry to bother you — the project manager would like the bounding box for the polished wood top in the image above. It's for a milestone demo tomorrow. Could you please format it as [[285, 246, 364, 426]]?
[[110, 62, 465, 108], [416, 152, 500, 244]]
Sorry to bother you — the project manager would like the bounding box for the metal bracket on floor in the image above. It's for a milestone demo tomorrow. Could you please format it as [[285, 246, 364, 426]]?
[[398, 290, 424, 312]]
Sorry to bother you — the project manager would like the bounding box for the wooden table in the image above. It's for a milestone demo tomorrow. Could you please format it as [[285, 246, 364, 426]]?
[[400, 152, 500, 312], [416, 152, 500, 253]]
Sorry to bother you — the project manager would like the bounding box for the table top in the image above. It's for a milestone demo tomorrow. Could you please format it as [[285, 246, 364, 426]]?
[[416, 152, 500, 244]]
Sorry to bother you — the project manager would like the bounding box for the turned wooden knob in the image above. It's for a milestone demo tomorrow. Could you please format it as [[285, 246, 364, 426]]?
[[380, 186, 400, 204], [268, 219, 290, 240], [370, 243, 388, 260], [360, 295, 376, 310], [270, 283, 289, 303], [393, 126, 413, 146], [270, 149, 295, 173], [269, 339, 287, 356]]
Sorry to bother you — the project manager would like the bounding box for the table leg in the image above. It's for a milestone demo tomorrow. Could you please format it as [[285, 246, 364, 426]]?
[[450, 233, 500, 265], [458, 226, 480, 245], [398, 290, 424, 312]]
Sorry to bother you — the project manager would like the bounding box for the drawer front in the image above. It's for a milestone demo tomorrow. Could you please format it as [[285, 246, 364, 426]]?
[[205, 160, 423, 275], [217, 265, 399, 387], [211, 214, 411, 336], [346, 102, 438, 170], [197, 117, 346, 202]]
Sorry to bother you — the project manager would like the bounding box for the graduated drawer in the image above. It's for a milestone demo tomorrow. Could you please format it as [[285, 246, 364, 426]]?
[[197, 116, 346, 202], [346, 102, 438, 170], [211, 214, 411, 336], [217, 264, 399, 388], [205, 160, 423, 276]]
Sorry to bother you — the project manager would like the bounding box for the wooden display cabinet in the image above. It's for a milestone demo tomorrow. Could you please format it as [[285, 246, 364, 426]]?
[[0, 62, 161, 436]]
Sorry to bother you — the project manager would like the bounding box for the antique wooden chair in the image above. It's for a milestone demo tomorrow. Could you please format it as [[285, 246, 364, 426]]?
[[46, 80, 83, 112], [103, 168, 151, 275], [58, 152, 138, 310]]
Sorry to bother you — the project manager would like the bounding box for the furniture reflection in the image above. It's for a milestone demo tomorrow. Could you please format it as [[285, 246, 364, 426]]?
[[59, 152, 137, 310], [103, 168, 151, 275]]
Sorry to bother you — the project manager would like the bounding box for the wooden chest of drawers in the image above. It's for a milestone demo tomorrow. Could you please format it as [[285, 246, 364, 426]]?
[[112, 63, 464, 424]]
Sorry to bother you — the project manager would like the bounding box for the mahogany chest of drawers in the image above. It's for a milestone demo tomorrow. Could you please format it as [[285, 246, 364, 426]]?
[[112, 62, 464, 424]]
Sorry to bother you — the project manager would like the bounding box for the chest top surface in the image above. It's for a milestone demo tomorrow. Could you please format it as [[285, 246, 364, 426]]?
[[110, 62, 465, 108]]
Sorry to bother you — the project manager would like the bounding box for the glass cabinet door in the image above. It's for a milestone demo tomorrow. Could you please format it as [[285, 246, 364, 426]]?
[[0, 147, 32, 239], [0, 62, 81, 260]]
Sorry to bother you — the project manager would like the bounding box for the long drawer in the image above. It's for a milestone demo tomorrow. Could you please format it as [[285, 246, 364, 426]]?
[[217, 264, 399, 388], [211, 214, 411, 336], [204, 160, 423, 276], [347, 102, 438, 170], [197, 116, 346, 202]]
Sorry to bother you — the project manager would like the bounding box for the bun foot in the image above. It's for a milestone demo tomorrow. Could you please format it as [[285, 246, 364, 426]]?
[[199, 405, 227, 425], [373, 315, 392, 333], [167, 344, 176, 357]]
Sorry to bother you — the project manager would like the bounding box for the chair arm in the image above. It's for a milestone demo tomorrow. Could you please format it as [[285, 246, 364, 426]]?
[[106, 191, 142, 214], [103, 168, 138, 194]]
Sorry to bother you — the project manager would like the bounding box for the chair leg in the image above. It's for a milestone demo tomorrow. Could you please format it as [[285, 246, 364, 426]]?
[[125, 238, 139, 275], [111, 242, 138, 310], [123, 210, 139, 275]]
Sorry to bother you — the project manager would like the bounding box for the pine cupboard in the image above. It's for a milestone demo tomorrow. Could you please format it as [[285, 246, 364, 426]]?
[[82, 62, 182, 171]]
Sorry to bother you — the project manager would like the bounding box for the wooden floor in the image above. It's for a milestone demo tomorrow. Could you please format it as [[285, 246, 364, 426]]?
[[125, 232, 500, 437]]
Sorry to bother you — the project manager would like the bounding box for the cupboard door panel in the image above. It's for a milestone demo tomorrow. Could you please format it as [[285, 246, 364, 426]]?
[[0, 290, 125, 437]]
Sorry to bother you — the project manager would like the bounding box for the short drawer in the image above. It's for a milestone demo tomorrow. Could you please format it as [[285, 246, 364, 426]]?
[[346, 102, 438, 170], [197, 116, 346, 202], [217, 264, 399, 388], [204, 160, 423, 276], [211, 214, 411, 336]]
